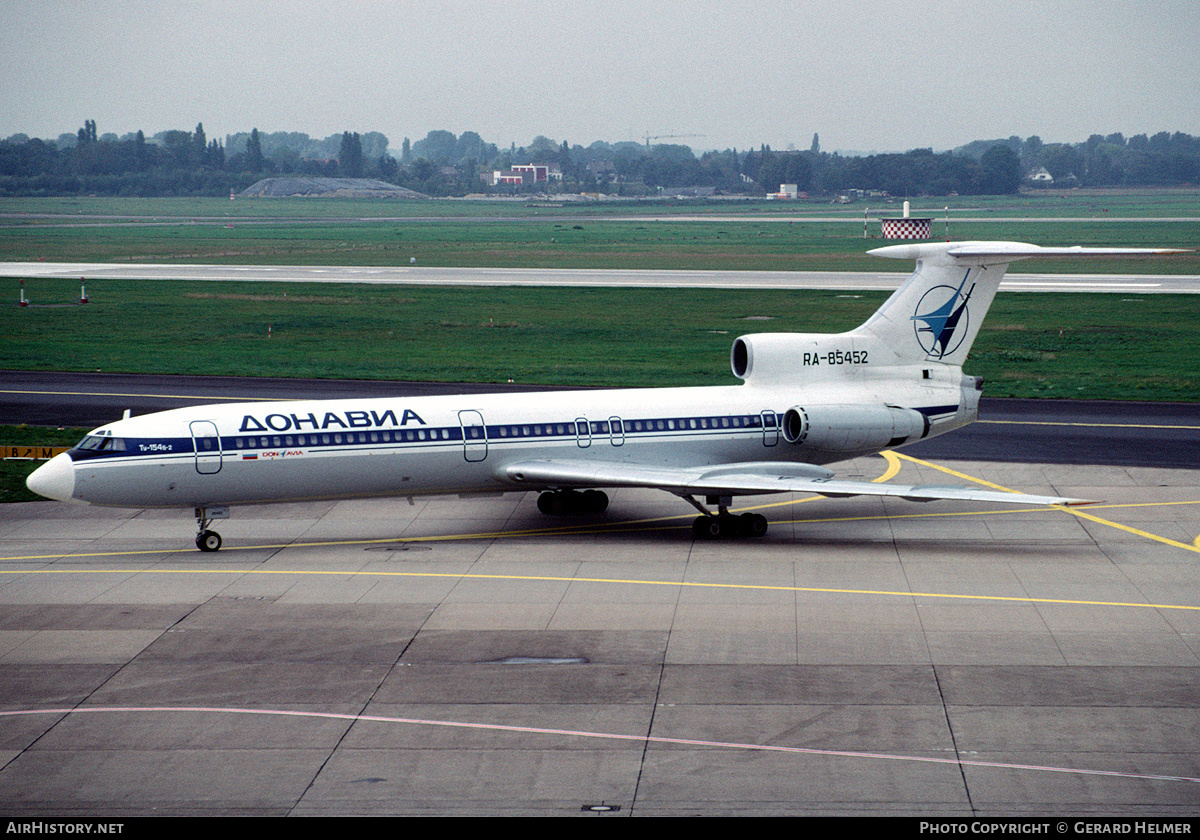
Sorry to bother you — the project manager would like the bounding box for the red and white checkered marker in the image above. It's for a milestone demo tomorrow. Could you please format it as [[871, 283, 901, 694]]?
[[881, 217, 932, 239]]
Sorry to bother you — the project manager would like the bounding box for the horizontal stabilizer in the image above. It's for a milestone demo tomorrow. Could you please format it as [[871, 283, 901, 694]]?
[[870, 242, 1191, 262]]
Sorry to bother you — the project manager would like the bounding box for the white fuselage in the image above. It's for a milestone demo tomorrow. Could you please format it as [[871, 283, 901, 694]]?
[[53, 373, 974, 510]]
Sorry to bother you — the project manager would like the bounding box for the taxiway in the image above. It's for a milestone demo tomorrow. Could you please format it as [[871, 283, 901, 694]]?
[[1, 381, 1198, 816]]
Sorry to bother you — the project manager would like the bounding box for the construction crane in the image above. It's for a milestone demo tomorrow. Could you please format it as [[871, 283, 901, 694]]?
[[643, 133, 706, 149]]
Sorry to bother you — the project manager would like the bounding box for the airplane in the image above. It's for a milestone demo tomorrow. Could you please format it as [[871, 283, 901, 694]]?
[[25, 241, 1187, 551]]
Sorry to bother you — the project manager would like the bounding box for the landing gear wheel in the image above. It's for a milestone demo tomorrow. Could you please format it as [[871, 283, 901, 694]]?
[[693, 515, 724, 539], [692, 513, 767, 540], [537, 491, 562, 515], [581, 489, 609, 514], [538, 489, 609, 516], [741, 512, 768, 538], [196, 530, 222, 552]]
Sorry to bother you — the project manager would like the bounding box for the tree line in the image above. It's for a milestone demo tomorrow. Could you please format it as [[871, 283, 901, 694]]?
[[1, 121, 1197, 198]]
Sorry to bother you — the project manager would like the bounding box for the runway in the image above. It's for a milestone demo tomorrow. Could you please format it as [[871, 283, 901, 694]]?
[[1, 377, 1198, 816], [4, 261, 1199, 293]]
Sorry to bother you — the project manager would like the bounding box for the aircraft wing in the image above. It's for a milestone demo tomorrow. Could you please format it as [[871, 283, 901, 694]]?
[[499, 459, 1094, 507]]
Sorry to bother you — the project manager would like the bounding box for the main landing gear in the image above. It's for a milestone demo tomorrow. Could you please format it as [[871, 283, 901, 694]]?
[[691, 512, 768, 540], [681, 494, 768, 540], [537, 489, 609, 516], [195, 506, 229, 552]]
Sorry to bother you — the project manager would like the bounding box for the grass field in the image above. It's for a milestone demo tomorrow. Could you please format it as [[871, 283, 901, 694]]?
[[3, 193, 1199, 273], [5, 277, 1199, 400], [2, 191, 1198, 396]]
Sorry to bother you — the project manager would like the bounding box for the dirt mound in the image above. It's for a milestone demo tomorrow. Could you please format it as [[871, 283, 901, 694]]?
[[238, 177, 428, 199]]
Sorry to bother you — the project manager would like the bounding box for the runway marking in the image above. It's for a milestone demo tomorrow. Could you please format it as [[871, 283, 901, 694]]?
[[893, 452, 1200, 556], [3, 454, 1197, 606], [0, 565, 1196, 612], [7, 495, 1191, 557], [2, 705, 1196, 786], [979, 418, 1200, 430]]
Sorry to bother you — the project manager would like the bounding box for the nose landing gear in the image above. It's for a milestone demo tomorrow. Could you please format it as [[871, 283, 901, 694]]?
[[194, 506, 229, 552], [196, 529, 222, 552]]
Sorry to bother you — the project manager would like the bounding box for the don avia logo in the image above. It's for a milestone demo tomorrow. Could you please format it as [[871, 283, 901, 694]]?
[[911, 271, 975, 359]]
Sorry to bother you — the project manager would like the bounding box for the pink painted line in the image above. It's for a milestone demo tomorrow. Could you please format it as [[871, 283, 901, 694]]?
[[4, 705, 1197, 785]]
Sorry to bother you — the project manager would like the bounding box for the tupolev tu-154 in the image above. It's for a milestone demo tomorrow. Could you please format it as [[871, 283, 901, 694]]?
[[26, 241, 1187, 551]]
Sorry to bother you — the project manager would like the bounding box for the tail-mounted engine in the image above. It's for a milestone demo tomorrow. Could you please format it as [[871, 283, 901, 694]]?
[[781, 404, 929, 452], [731, 333, 873, 384]]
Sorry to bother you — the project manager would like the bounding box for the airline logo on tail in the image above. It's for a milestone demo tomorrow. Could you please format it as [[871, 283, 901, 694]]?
[[911, 270, 975, 359]]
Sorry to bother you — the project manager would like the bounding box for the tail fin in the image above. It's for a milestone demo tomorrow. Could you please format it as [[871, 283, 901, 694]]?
[[860, 241, 1188, 367]]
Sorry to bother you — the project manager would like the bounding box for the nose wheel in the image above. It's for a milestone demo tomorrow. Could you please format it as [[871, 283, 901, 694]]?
[[196, 529, 222, 552], [194, 506, 229, 552]]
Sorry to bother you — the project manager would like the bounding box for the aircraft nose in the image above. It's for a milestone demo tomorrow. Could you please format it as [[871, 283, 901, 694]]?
[[26, 452, 77, 502]]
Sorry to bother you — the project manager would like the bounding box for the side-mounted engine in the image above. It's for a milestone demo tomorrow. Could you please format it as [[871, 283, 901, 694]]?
[[780, 404, 929, 453]]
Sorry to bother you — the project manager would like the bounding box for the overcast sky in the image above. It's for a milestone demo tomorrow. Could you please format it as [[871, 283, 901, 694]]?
[[4, 0, 1198, 155]]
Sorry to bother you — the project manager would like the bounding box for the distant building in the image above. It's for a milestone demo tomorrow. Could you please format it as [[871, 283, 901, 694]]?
[[491, 163, 563, 187], [512, 164, 562, 182], [1029, 167, 1054, 183], [491, 170, 528, 186]]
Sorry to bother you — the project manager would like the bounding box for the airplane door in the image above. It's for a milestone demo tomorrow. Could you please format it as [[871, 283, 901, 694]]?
[[189, 420, 223, 474], [608, 416, 624, 447], [760, 410, 779, 447], [575, 416, 592, 448], [458, 410, 487, 462]]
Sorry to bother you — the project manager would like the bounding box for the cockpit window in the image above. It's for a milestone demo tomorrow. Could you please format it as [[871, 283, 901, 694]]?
[[75, 435, 126, 451]]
